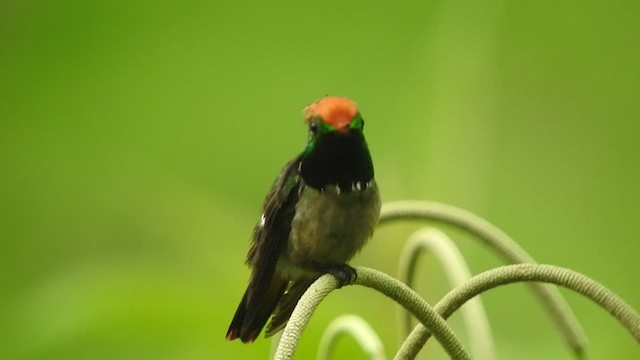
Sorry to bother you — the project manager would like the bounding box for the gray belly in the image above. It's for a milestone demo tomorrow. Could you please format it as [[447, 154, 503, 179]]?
[[282, 181, 381, 275]]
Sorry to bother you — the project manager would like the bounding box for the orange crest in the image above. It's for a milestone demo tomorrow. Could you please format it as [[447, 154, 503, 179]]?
[[303, 96, 358, 130]]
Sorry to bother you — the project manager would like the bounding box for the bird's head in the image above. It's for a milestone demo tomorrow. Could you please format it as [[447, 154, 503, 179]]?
[[299, 96, 373, 190], [303, 96, 364, 138]]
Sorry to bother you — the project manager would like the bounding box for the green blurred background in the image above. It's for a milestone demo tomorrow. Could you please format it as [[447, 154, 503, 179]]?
[[1, 1, 639, 359]]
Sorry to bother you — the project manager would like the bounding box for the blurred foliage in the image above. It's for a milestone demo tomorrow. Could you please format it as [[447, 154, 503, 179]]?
[[1, 1, 639, 359]]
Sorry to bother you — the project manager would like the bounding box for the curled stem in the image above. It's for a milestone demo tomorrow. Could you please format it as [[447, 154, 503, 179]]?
[[395, 263, 640, 359], [398, 228, 494, 359], [380, 201, 588, 355], [317, 314, 386, 360], [273, 267, 471, 360]]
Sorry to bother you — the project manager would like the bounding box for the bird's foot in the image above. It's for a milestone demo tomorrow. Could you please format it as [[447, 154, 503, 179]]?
[[313, 263, 357, 288]]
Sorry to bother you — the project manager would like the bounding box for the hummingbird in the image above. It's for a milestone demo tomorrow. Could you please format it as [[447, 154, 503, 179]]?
[[226, 96, 381, 343]]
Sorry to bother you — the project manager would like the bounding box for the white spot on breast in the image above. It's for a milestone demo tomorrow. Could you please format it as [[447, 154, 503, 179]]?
[[259, 213, 266, 227]]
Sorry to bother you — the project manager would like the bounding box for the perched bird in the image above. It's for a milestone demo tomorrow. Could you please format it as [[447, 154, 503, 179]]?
[[226, 96, 381, 343]]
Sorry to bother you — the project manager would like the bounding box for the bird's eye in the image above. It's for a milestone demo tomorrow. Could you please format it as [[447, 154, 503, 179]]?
[[309, 121, 319, 134]]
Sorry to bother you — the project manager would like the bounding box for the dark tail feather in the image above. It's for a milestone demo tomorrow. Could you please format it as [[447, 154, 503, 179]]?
[[226, 290, 249, 341], [226, 275, 288, 343], [265, 277, 317, 337]]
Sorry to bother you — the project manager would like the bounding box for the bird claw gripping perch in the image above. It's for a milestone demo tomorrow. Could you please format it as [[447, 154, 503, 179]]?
[[317, 263, 358, 288]]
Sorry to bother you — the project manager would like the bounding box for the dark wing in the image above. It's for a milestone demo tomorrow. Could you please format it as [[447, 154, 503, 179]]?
[[245, 156, 301, 269], [226, 156, 302, 342]]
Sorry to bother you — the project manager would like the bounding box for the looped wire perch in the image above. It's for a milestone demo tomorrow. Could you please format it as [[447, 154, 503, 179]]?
[[273, 267, 472, 360], [272, 264, 640, 360], [398, 228, 494, 359], [379, 200, 588, 356]]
